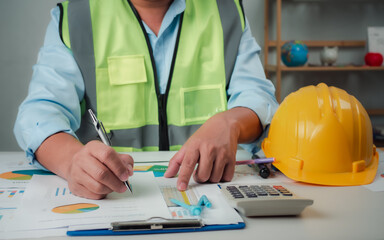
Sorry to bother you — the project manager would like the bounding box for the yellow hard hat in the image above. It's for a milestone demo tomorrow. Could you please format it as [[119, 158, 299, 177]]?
[[262, 83, 379, 186]]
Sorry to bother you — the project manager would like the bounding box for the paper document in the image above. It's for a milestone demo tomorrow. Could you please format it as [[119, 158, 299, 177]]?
[[0, 154, 53, 188], [368, 26, 384, 57], [155, 177, 243, 225], [6, 172, 171, 231], [364, 149, 384, 192]]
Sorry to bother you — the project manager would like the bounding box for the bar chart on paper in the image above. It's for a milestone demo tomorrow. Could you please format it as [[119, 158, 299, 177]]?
[[0, 188, 25, 209], [160, 186, 200, 219], [160, 186, 199, 206], [53, 187, 72, 197], [0, 189, 24, 200]]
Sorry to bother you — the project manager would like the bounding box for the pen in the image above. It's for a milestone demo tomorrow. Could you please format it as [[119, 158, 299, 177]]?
[[235, 157, 275, 165], [88, 109, 133, 194], [256, 163, 271, 179]]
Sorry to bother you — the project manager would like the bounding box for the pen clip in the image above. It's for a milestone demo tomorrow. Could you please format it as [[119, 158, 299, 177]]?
[[88, 109, 112, 146], [88, 109, 99, 128]]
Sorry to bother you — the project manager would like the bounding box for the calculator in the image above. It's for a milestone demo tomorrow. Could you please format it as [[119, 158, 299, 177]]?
[[220, 184, 313, 217]]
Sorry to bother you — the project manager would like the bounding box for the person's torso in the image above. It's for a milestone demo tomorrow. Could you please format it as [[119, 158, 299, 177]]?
[[59, 0, 244, 151]]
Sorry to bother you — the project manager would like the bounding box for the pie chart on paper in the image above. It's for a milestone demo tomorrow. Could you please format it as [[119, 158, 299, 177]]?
[[52, 203, 100, 214]]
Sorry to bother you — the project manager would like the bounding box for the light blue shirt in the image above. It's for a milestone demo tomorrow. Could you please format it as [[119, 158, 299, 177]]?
[[14, 0, 278, 168]]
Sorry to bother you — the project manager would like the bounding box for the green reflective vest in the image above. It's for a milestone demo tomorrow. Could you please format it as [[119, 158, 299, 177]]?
[[59, 0, 245, 152]]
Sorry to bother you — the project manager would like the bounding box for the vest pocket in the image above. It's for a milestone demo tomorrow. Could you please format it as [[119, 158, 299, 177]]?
[[181, 84, 226, 125], [96, 55, 147, 130], [107, 55, 147, 85]]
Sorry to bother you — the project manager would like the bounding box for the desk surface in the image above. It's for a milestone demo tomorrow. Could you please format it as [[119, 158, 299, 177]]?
[[1, 151, 383, 240]]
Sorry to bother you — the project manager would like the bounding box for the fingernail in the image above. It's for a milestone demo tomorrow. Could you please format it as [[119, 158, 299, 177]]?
[[127, 165, 133, 176], [120, 185, 127, 193], [177, 182, 187, 191], [120, 172, 129, 181]]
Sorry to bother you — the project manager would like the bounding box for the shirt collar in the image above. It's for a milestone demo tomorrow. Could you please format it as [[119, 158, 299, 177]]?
[[143, 0, 185, 37]]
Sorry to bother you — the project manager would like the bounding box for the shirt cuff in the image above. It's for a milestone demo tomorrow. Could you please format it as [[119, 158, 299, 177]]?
[[229, 100, 277, 154], [24, 118, 78, 169]]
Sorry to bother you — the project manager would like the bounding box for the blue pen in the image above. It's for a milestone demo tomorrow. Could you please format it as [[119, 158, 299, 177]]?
[[170, 198, 202, 216]]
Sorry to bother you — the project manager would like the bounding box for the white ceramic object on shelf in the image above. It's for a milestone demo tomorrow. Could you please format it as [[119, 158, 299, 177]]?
[[320, 47, 338, 66]]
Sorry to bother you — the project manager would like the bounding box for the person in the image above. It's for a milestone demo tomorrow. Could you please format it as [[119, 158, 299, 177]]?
[[14, 0, 278, 200]]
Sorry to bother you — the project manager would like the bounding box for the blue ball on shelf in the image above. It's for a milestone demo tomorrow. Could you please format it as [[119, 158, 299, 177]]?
[[281, 41, 308, 67]]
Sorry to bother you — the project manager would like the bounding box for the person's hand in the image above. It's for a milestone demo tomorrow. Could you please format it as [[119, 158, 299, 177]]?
[[66, 140, 134, 199], [164, 111, 239, 191]]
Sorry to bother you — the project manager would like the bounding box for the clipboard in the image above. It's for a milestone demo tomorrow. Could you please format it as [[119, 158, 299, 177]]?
[[66, 167, 246, 236], [66, 218, 245, 236]]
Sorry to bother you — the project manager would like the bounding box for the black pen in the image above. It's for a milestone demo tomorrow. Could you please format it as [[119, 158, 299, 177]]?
[[88, 109, 133, 194]]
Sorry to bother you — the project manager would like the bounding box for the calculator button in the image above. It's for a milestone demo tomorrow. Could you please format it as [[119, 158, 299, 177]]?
[[282, 192, 293, 196], [233, 194, 245, 199], [227, 186, 240, 193], [268, 192, 280, 196], [249, 185, 268, 196], [226, 186, 245, 198], [246, 194, 258, 198], [257, 193, 268, 196], [272, 186, 293, 196], [240, 188, 258, 198]]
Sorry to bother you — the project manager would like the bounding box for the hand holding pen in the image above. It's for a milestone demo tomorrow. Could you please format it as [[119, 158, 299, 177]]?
[[88, 109, 133, 194]]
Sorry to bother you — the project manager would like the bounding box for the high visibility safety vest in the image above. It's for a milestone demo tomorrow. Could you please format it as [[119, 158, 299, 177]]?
[[58, 0, 245, 152]]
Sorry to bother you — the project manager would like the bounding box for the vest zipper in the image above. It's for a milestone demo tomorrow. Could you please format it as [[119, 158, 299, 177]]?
[[127, 0, 183, 150], [158, 94, 169, 150]]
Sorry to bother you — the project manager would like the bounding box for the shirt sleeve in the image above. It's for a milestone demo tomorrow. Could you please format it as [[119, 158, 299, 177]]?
[[13, 6, 84, 168], [227, 18, 279, 154]]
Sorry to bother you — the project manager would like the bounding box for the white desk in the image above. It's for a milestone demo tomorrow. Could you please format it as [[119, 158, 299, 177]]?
[[1, 151, 383, 240]]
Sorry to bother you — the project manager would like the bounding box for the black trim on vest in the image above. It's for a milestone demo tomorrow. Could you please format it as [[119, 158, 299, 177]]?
[[127, 0, 184, 151], [162, 12, 184, 150], [57, 3, 65, 45], [239, 0, 246, 26]]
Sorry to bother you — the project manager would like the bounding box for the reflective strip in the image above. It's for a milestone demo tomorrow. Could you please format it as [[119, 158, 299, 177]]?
[[110, 126, 159, 149], [168, 124, 201, 147], [75, 114, 99, 144], [68, 0, 97, 112], [217, 0, 244, 87], [67, 0, 98, 142], [110, 124, 201, 148]]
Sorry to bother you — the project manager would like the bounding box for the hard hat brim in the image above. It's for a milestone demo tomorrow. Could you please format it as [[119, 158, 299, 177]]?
[[271, 149, 379, 186]]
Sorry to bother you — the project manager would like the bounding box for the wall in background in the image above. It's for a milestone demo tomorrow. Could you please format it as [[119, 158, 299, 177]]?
[[0, 0, 383, 151], [0, 0, 56, 151]]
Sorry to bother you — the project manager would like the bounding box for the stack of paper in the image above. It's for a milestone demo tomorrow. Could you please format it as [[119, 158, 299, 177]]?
[[1, 168, 245, 239], [0, 155, 56, 239], [1, 172, 171, 238]]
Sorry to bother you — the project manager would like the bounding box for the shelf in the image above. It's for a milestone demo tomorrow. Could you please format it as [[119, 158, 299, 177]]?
[[267, 40, 366, 48], [368, 109, 384, 115], [266, 65, 384, 72], [264, 0, 384, 114]]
